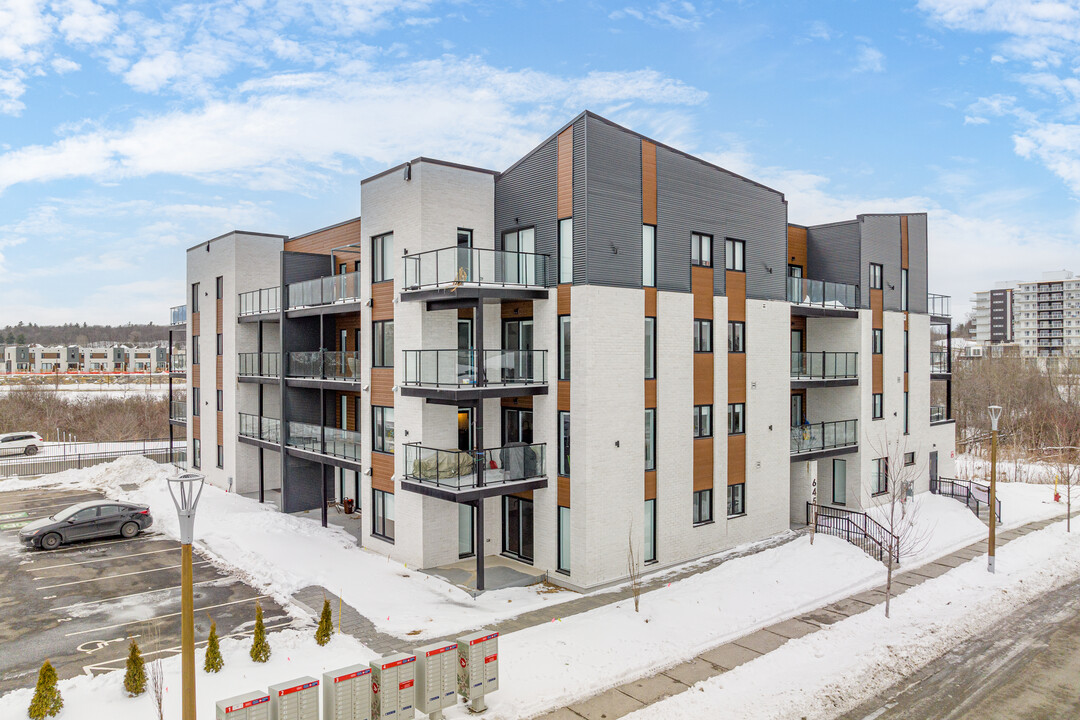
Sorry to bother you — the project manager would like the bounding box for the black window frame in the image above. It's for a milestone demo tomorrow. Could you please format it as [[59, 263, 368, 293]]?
[[644, 316, 656, 380], [372, 232, 393, 283], [372, 320, 394, 368], [725, 238, 745, 272], [694, 319, 713, 353], [872, 457, 889, 495], [191, 282, 200, 313], [191, 336, 200, 365], [192, 438, 201, 469], [192, 387, 200, 417], [872, 393, 883, 420], [215, 276, 223, 300], [872, 328, 883, 354], [558, 410, 570, 477], [691, 232, 713, 268], [372, 488, 395, 541], [727, 321, 745, 353], [693, 404, 713, 438], [372, 405, 394, 454], [904, 451, 916, 466], [558, 315, 571, 381], [556, 505, 571, 575], [644, 408, 656, 471], [558, 219, 573, 284], [642, 224, 656, 288], [728, 403, 746, 435], [870, 263, 883, 290], [693, 488, 713, 525], [727, 483, 746, 517], [216, 333, 223, 356], [216, 444, 223, 469], [216, 389, 223, 412]]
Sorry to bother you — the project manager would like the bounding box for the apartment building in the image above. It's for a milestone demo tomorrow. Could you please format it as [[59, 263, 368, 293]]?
[[176, 112, 956, 591], [1, 344, 167, 373], [970, 271, 1080, 358]]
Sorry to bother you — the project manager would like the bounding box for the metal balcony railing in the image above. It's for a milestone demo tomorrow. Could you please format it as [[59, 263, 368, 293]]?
[[403, 442, 546, 490], [930, 405, 947, 423], [238, 413, 281, 443], [238, 287, 281, 316], [169, 401, 186, 422], [402, 349, 548, 387], [286, 351, 362, 381], [928, 293, 951, 317], [790, 420, 858, 455], [787, 277, 859, 309], [403, 246, 549, 290], [806, 503, 898, 563], [170, 353, 186, 373], [238, 352, 281, 377], [790, 352, 857, 380], [285, 421, 362, 461], [170, 305, 186, 325], [930, 351, 949, 374], [286, 270, 362, 310]]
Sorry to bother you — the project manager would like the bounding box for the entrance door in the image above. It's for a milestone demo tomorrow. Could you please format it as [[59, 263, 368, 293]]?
[[458, 503, 475, 558], [832, 459, 847, 505], [929, 451, 938, 484], [503, 228, 536, 284], [458, 408, 473, 452], [457, 229, 473, 282], [791, 394, 804, 427], [791, 329, 804, 377], [502, 496, 534, 562], [502, 408, 533, 445]]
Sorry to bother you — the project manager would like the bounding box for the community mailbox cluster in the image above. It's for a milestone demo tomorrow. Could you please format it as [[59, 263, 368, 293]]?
[[214, 632, 498, 720]]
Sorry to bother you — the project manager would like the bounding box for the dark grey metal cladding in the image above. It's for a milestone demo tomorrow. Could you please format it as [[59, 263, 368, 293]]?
[[494, 136, 558, 286], [806, 221, 861, 302], [906, 213, 928, 314], [584, 114, 643, 288], [860, 215, 902, 311], [281, 455, 324, 512], [283, 250, 331, 285], [573, 115, 588, 285]]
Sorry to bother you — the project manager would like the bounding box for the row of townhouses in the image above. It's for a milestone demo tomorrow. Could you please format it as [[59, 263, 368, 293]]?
[[970, 270, 1080, 358], [167, 111, 957, 592], [1, 344, 169, 374]]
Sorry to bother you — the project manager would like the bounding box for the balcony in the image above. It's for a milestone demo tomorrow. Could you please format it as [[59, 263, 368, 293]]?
[[401, 349, 549, 400], [238, 413, 281, 444], [928, 293, 951, 320], [401, 442, 548, 502], [786, 277, 859, 317], [169, 400, 186, 426], [790, 420, 858, 459], [285, 421, 362, 469], [169, 352, 186, 374], [401, 246, 550, 306], [790, 352, 858, 388], [284, 351, 362, 389], [238, 287, 281, 318], [286, 270, 362, 314], [170, 305, 187, 327], [931, 351, 950, 376], [930, 406, 950, 424], [238, 352, 281, 381]]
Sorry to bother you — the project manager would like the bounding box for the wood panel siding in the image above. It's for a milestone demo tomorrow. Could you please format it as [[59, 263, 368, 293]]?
[[558, 381, 570, 412], [370, 368, 395, 407], [337, 390, 362, 430], [217, 414, 223, 446], [644, 287, 657, 317], [557, 128, 574, 219], [900, 216, 909, 269], [726, 272, 746, 322], [216, 297, 223, 334], [501, 300, 532, 319], [191, 312, 200, 336], [787, 225, 808, 272], [644, 471, 656, 501], [727, 434, 746, 485], [335, 313, 363, 352], [871, 287, 883, 394], [558, 477, 571, 508], [872, 354, 884, 394], [693, 438, 714, 492], [692, 266, 713, 319], [790, 315, 806, 338], [192, 415, 200, 440], [191, 364, 200, 387], [694, 353, 714, 406], [644, 379, 657, 409], [371, 452, 394, 493], [501, 395, 533, 410], [371, 281, 395, 322], [641, 140, 657, 225], [557, 284, 571, 315], [284, 217, 362, 258], [215, 357, 223, 389], [871, 288, 884, 327], [727, 353, 747, 404]]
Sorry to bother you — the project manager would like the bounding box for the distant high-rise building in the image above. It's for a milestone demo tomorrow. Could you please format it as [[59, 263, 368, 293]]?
[[970, 271, 1079, 357]]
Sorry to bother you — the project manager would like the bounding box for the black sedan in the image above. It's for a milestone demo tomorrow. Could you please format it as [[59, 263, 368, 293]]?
[[19, 500, 154, 550]]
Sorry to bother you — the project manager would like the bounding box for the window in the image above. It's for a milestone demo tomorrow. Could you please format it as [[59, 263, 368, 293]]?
[[728, 321, 745, 353], [372, 232, 393, 283], [870, 263, 883, 290], [192, 387, 200, 417], [904, 451, 916, 466], [558, 218, 573, 284], [191, 283, 200, 313], [789, 265, 803, 278], [215, 276, 223, 300], [727, 483, 745, 516], [725, 238, 745, 271], [693, 488, 712, 524], [644, 499, 657, 563], [191, 337, 200, 365], [644, 317, 656, 380], [693, 405, 713, 438], [904, 330, 909, 372], [872, 393, 883, 419], [373, 321, 394, 368], [832, 459, 847, 505], [99, 505, 120, 517], [372, 489, 394, 541], [901, 268, 909, 311], [216, 444, 223, 469], [642, 225, 656, 287], [192, 439, 201, 469], [216, 333, 223, 356], [457, 228, 472, 247], [558, 411, 571, 476], [872, 329, 883, 354], [216, 389, 223, 412], [728, 403, 745, 435], [694, 319, 713, 353], [558, 316, 571, 380], [872, 457, 889, 495], [692, 233, 712, 267], [557, 506, 571, 574], [372, 406, 394, 453], [904, 391, 910, 435], [644, 409, 656, 471]]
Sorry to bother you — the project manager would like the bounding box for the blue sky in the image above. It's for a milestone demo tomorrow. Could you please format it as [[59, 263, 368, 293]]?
[[1, 0, 1079, 325]]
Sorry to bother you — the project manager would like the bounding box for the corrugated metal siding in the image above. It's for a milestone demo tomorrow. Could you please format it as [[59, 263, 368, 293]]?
[[283, 251, 330, 285], [860, 215, 902, 312], [282, 456, 323, 512], [573, 116, 588, 285], [495, 137, 559, 286], [907, 214, 929, 314], [806, 221, 861, 303], [585, 115, 643, 288]]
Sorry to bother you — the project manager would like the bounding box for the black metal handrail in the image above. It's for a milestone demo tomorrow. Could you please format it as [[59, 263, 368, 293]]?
[[403, 441, 546, 490], [402, 349, 548, 387], [930, 477, 1002, 523], [928, 293, 951, 317], [790, 420, 858, 455], [238, 413, 281, 444], [786, 277, 859, 309], [790, 352, 858, 379], [238, 286, 281, 315], [238, 352, 281, 377], [806, 502, 899, 564]]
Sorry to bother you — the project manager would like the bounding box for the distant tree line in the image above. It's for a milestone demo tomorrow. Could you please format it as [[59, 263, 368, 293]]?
[[0, 321, 169, 346]]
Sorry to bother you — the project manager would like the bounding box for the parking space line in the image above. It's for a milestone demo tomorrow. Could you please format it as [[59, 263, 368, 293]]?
[[32, 534, 167, 554], [32, 547, 176, 571], [51, 578, 226, 612], [36, 561, 211, 589], [65, 595, 270, 637], [83, 622, 293, 673], [0, 497, 103, 514]]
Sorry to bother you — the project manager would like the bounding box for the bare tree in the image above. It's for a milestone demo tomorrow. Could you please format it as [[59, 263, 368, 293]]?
[[627, 526, 642, 613], [1045, 414, 1080, 533]]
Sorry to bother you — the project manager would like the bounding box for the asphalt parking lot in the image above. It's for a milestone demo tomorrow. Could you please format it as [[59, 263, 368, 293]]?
[[0, 487, 293, 694]]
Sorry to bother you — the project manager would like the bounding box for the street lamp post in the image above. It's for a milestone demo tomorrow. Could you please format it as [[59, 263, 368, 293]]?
[[988, 406, 1002, 574], [167, 472, 205, 720]]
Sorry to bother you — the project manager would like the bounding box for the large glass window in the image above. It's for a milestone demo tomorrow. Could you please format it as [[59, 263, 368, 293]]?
[[216, 444, 223, 469], [727, 483, 745, 516], [642, 225, 656, 287], [191, 336, 200, 365], [372, 232, 394, 283], [870, 262, 883, 290], [873, 393, 883, 419], [832, 459, 847, 505], [872, 328, 883, 354], [725, 238, 745, 271], [559, 411, 571, 476], [904, 391, 909, 435], [644, 317, 656, 380], [557, 506, 571, 574], [691, 233, 712, 267], [503, 227, 536, 284], [728, 321, 745, 353], [191, 282, 200, 313], [373, 489, 394, 541], [373, 320, 394, 368], [694, 405, 713, 438], [215, 276, 223, 299], [872, 457, 889, 495], [728, 403, 745, 435], [192, 387, 200, 417], [644, 409, 656, 471], [693, 488, 712, 524], [558, 219, 573, 284], [558, 316, 571, 381], [372, 406, 394, 453], [644, 499, 657, 563], [694, 319, 713, 352]]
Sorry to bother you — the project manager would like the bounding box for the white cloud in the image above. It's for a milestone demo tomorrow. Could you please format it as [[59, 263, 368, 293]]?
[[0, 69, 28, 115], [855, 41, 885, 73], [51, 56, 80, 73], [0, 0, 51, 64], [609, 2, 702, 31], [55, 0, 117, 45], [808, 20, 834, 41], [123, 49, 182, 92], [964, 114, 991, 124]]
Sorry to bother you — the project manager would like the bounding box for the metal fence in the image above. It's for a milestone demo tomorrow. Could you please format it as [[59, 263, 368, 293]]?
[[930, 477, 1002, 523], [806, 502, 899, 564], [0, 443, 186, 478]]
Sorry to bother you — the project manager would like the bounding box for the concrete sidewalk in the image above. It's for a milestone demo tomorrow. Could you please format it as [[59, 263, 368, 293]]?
[[538, 513, 1073, 720]]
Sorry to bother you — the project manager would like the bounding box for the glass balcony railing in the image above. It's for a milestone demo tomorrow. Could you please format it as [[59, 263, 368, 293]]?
[[928, 293, 951, 317], [786, 277, 858, 309], [239, 413, 281, 443], [403, 442, 546, 490], [238, 287, 281, 316], [404, 246, 549, 290], [170, 353, 186, 373], [286, 351, 362, 381], [790, 420, 858, 455], [238, 352, 281, 377], [790, 352, 857, 380], [170, 400, 186, 422], [930, 351, 949, 374], [930, 406, 947, 423], [402, 349, 548, 388], [170, 305, 186, 325], [286, 271, 362, 310], [285, 421, 362, 461]]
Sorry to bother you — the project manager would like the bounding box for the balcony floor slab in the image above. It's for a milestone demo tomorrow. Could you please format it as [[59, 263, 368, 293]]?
[[790, 378, 858, 389], [791, 305, 859, 319], [401, 476, 548, 503], [400, 384, 548, 402], [790, 444, 859, 463]]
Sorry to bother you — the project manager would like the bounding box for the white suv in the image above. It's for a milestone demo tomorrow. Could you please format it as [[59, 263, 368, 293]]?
[[0, 432, 45, 457]]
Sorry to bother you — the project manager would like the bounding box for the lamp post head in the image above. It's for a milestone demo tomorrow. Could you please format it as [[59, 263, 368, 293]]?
[[167, 472, 205, 545], [988, 405, 1003, 432]]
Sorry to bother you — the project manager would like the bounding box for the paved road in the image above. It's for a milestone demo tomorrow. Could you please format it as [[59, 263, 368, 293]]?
[[839, 575, 1080, 720], [0, 487, 292, 694]]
